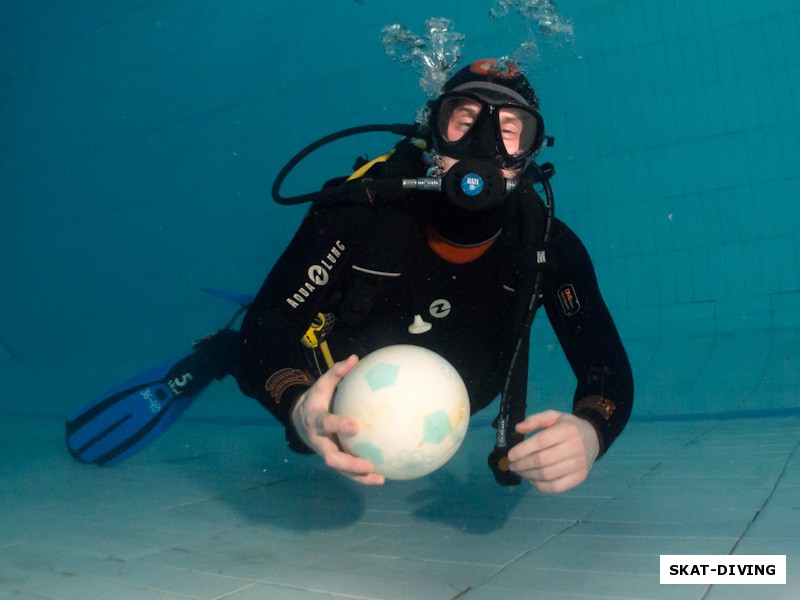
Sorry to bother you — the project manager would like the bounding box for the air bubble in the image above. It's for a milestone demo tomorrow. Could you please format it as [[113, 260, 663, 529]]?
[[381, 17, 465, 97]]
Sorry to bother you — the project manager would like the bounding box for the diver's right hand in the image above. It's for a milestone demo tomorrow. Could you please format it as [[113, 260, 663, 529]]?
[[291, 355, 385, 485]]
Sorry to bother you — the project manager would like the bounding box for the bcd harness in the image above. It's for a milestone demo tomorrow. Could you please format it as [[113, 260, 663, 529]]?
[[293, 138, 554, 485]]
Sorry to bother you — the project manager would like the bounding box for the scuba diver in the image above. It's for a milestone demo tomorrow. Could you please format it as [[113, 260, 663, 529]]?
[[66, 58, 632, 493], [236, 58, 633, 492]]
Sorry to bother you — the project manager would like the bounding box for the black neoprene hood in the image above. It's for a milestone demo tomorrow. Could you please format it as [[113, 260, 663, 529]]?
[[442, 58, 541, 109]]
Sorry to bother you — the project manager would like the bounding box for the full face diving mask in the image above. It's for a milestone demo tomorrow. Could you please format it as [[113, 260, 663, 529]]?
[[431, 91, 545, 171]]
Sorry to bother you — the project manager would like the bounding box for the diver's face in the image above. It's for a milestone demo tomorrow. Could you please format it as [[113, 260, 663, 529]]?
[[445, 100, 481, 144], [497, 110, 523, 155], [443, 99, 523, 178]]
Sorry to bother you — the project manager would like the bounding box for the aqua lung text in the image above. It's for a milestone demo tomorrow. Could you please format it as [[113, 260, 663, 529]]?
[[286, 241, 346, 308]]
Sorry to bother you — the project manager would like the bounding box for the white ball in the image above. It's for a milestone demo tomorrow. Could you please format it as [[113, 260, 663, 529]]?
[[333, 345, 470, 480]]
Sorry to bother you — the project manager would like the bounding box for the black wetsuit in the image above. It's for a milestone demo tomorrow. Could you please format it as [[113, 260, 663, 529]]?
[[235, 144, 633, 458]]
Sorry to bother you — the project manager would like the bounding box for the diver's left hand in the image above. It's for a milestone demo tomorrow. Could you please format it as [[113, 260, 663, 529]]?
[[507, 410, 600, 494]]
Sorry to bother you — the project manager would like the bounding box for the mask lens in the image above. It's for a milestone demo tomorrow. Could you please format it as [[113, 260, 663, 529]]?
[[438, 96, 483, 143], [435, 93, 544, 167], [498, 107, 538, 157]]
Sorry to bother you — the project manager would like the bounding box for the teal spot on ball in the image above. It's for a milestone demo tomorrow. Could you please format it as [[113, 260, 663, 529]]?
[[422, 409, 453, 444], [351, 442, 385, 465], [364, 362, 400, 392]]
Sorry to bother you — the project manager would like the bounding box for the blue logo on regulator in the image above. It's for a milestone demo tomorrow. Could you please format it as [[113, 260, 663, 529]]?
[[461, 173, 484, 196]]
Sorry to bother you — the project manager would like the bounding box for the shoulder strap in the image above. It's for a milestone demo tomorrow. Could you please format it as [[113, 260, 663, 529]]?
[[489, 178, 551, 485]]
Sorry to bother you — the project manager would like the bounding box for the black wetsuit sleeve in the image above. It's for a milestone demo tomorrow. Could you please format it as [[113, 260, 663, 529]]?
[[540, 219, 634, 456], [234, 202, 365, 445], [234, 141, 423, 450]]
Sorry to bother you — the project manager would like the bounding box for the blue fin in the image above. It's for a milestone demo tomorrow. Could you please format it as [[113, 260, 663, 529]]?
[[201, 288, 254, 308], [66, 330, 238, 466]]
